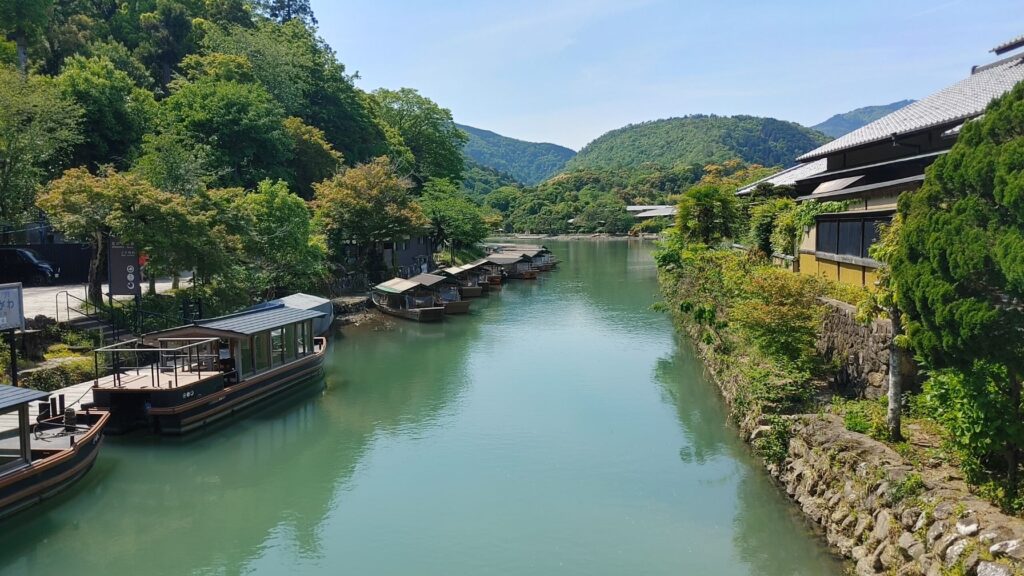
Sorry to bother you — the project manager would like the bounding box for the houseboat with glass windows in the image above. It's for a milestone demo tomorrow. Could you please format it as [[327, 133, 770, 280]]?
[[371, 278, 447, 322], [485, 254, 537, 280], [85, 303, 327, 435], [0, 385, 109, 519], [436, 263, 487, 298]]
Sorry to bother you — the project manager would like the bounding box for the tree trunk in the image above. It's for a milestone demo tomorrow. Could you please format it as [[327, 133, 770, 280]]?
[[887, 305, 904, 442], [148, 274, 156, 295], [172, 273, 179, 290], [87, 232, 106, 304], [14, 32, 27, 75], [1007, 372, 1022, 508]]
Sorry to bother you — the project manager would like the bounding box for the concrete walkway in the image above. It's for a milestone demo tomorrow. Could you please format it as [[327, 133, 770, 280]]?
[[23, 277, 184, 321]]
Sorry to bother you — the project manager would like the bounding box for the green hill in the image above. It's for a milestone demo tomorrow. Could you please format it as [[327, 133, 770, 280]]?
[[461, 160, 521, 200], [566, 115, 829, 171], [458, 124, 576, 186], [811, 100, 915, 138]]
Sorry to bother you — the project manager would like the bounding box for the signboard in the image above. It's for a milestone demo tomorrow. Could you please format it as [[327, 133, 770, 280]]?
[[108, 238, 141, 297], [0, 282, 24, 332]]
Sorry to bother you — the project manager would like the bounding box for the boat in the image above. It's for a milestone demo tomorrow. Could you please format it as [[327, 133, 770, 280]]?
[[85, 302, 329, 435], [488, 254, 538, 280], [488, 244, 558, 271], [435, 263, 488, 298], [371, 278, 447, 322], [0, 385, 109, 519], [408, 273, 472, 315]]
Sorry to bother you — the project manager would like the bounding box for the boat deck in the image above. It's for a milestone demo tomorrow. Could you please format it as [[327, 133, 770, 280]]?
[[88, 368, 214, 391], [0, 380, 102, 452]]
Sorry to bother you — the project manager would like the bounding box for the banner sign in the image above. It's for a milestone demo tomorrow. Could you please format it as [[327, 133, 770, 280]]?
[[108, 238, 141, 297], [0, 283, 24, 331]]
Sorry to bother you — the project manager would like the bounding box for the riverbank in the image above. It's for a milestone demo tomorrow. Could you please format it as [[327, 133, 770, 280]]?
[[660, 271, 1024, 576]]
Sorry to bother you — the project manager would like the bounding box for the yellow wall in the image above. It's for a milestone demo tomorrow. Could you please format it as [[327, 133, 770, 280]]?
[[839, 262, 863, 286], [864, 268, 880, 289], [799, 254, 817, 277], [817, 260, 839, 282]]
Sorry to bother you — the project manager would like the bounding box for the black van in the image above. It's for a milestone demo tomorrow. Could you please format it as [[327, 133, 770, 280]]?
[[0, 248, 60, 285]]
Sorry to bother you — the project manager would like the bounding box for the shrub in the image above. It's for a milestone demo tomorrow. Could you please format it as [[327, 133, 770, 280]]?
[[890, 473, 926, 503], [20, 358, 96, 393], [753, 415, 792, 465], [731, 266, 823, 371]]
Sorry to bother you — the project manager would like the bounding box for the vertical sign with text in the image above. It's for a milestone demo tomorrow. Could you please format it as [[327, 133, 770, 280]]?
[[0, 283, 24, 331], [108, 238, 141, 297]]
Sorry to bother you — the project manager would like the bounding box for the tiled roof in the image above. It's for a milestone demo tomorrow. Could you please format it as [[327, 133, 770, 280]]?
[[798, 55, 1024, 162], [635, 206, 678, 218], [993, 35, 1024, 55], [736, 159, 828, 195], [0, 384, 49, 412]]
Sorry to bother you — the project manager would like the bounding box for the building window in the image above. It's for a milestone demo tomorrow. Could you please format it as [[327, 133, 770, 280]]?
[[816, 214, 892, 259]]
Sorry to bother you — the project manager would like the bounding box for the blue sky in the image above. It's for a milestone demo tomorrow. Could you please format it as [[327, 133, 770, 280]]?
[[311, 0, 1023, 150]]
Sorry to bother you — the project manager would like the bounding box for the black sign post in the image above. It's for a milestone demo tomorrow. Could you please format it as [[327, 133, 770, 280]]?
[[108, 238, 142, 297]]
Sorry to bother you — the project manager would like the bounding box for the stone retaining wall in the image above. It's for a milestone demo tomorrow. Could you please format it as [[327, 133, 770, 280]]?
[[816, 298, 916, 400], [774, 415, 1024, 576]]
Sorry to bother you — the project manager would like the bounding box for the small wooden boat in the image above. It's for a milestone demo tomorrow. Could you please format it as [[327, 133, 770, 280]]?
[[87, 302, 329, 435], [0, 385, 109, 519], [372, 278, 446, 322], [435, 264, 488, 298]]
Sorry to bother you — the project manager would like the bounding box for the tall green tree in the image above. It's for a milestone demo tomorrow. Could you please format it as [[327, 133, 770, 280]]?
[[891, 82, 1024, 503], [282, 116, 342, 199], [254, 0, 317, 26], [159, 76, 291, 188], [373, 88, 467, 186], [312, 156, 426, 271], [675, 184, 738, 245], [57, 55, 156, 169], [418, 178, 488, 259], [0, 66, 81, 226], [0, 0, 52, 73], [137, 0, 193, 91]]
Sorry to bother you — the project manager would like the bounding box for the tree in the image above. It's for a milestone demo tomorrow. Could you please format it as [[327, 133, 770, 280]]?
[[232, 179, 326, 295], [675, 184, 738, 245], [858, 216, 907, 442], [254, 0, 317, 26], [0, 0, 52, 73], [574, 195, 633, 233], [57, 55, 156, 169], [0, 66, 81, 226], [890, 82, 1024, 504], [418, 178, 488, 260], [282, 116, 342, 199], [37, 168, 189, 303], [373, 88, 468, 186], [136, 0, 193, 90], [159, 77, 292, 188], [133, 128, 218, 197], [312, 156, 426, 270]]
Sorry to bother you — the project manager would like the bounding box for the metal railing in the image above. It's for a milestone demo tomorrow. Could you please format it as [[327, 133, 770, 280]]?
[[55, 291, 185, 338]]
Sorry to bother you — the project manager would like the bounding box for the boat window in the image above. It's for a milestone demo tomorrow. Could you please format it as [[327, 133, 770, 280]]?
[[240, 336, 253, 377], [303, 320, 313, 353], [270, 328, 285, 368], [297, 322, 307, 356], [284, 323, 297, 362], [254, 332, 271, 373], [0, 407, 28, 472]]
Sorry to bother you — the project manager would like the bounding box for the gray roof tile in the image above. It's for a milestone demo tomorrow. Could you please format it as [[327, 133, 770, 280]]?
[[737, 159, 827, 195], [798, 55, 1024, 162]]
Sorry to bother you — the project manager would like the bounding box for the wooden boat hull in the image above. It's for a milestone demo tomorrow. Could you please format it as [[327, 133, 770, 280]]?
[[535, 263, 554, 272], [459, 285, 483, 298], [93, 340, 328, 435], [442, 301, 472, 315], [508, 270, 539, 280], [377, 303, 446, 322], [486, 274, 503, 285], [0, 411, 110, 520]]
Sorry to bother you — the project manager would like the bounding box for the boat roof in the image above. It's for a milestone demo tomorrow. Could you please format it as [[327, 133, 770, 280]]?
[[266, 293, 331, 311], [484, 254, 525, 265], [147, 303, 325, 339], [407, 273, 451, 287], [0, 384, 48, 412], [374, 277, 422, 294]]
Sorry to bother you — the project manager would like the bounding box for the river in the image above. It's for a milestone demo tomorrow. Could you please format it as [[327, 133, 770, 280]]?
[[0, 239, 843, 575]]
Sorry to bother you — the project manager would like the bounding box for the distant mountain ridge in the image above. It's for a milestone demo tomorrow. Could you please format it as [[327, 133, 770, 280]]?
[[458, 124, 576, 186], [566, 115, 830, 172], [811, 100, 915, 138]]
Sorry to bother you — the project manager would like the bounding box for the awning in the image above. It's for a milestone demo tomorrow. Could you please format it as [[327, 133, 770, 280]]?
[[373, 278, 421, 294], [798, 175, 925, 202]]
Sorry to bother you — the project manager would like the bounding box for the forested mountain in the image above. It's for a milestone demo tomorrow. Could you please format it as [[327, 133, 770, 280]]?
[[811, 100, 915, 138], [566, 115, 829, 171], [458, 124, 576, 186], [460, 161, 520, 200]]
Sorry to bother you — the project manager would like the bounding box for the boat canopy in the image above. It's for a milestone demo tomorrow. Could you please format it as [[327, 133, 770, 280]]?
[[144, 303, 325, 340], [0, 385, 47, 413], [373, 277, 422, 294], [483, 255, 525, 266], [407, 273, 454, 288]]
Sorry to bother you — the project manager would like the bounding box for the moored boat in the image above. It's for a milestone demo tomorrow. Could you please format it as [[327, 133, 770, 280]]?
[[371, 278, 447, 322], [0, 385, 109, 519], [435, 263, 489, 298], [407, 273, 472, 315], [86, 303, 328, 435]]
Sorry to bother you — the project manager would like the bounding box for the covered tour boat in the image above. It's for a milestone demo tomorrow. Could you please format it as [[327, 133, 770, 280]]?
[[86, 302, 328, 435], [371, 278, 446, 322], [407, 273, 472, 314], [435, 263, 489, 298], [484, 254, 537, 280], [0, 385, 109, 519]]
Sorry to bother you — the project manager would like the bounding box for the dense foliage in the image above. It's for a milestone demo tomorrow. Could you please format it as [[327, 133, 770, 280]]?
[[458, 123, 576, 186], [890, 82, 1024, 507], [811, 100, 914, 138], [460, 160, 520, 200], [567, 115, 829, 172]]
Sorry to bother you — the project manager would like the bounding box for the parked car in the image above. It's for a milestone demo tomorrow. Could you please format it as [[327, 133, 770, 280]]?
[[0, 248, 60, 285]]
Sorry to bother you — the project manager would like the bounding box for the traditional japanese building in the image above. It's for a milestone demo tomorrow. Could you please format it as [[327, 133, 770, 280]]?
[[743, 36, 1024, 287]]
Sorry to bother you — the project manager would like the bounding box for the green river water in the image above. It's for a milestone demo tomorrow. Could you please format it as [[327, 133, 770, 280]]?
[[0, 239, 843, 575]]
